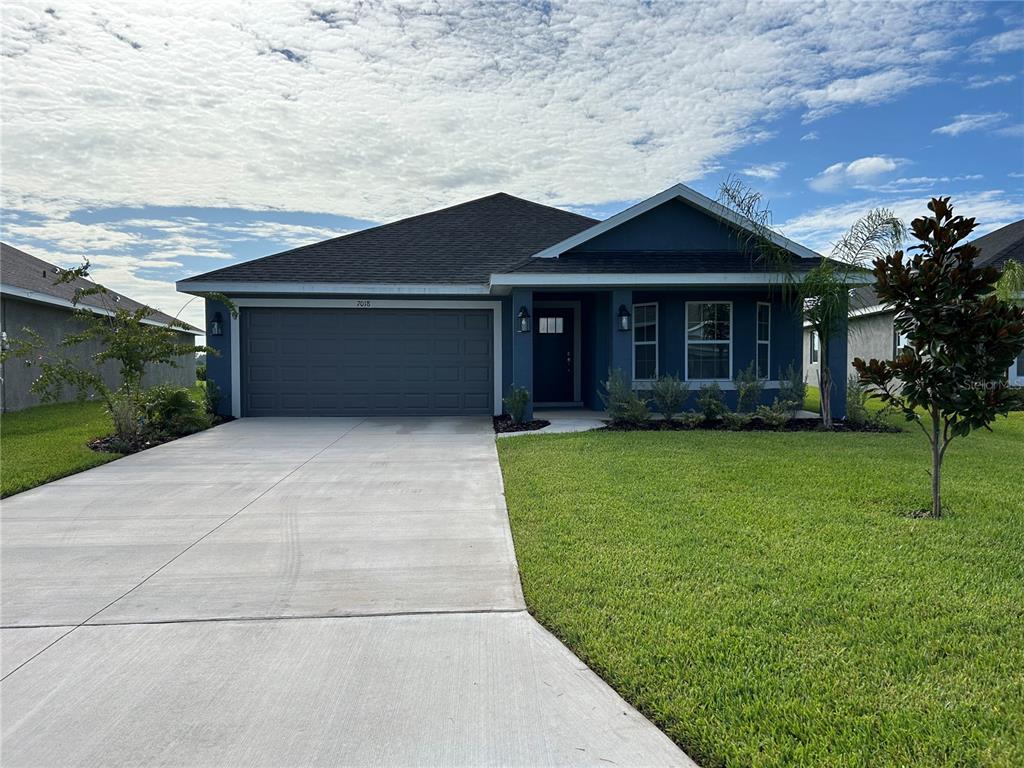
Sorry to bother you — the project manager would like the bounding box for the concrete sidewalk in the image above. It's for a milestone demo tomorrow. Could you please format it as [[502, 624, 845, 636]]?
[[2, 417, 693, 767]]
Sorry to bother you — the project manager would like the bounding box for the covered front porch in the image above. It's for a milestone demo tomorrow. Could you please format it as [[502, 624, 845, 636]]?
[[507, 287, 847, 420]]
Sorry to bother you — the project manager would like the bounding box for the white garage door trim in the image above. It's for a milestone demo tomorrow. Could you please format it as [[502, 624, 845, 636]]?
[[229, 298, 503, 418]]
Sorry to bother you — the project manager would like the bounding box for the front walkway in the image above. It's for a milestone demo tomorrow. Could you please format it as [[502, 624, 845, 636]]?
[[1, 418, 692, 766]]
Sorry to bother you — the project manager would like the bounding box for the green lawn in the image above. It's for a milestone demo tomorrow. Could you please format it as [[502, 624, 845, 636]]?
[[498, 414, 1024, 767], [1, 384, 207, 498], [1, 399, 122, 497]]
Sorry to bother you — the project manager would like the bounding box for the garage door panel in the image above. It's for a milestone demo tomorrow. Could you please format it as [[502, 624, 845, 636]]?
[[242, 307, 494, 417]]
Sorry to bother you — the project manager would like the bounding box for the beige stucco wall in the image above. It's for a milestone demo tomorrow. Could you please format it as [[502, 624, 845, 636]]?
[[804, 310, 895, 387], [1, 296, 197, 412]]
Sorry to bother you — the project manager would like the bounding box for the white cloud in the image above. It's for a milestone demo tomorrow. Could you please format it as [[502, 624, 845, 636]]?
[[964, 73, 1016, 89], [781, 190, 1024, 255], [800, 131, 819, 142], [970, 27, 1024, 60], [933, 112, 1009, 136], [0, 0, 967, 223], [808, 156, 904, 192], [741, 162, 785, 180]]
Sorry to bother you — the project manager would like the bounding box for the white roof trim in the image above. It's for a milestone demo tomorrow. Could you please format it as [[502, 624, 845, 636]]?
[[1, 283, 197, 333], [532, 183, 822, 261], [177, 280, 491, 296]]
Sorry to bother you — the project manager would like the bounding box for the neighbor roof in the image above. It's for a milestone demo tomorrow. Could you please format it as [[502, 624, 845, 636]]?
[[851, 217, 1024, 313], [179, 193, 598, 287], [0, 243, 201, 333]]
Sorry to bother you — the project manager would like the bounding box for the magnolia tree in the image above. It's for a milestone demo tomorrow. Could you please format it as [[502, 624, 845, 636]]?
[[854, 198, 1024, 518], [719, 178, 904, 427]]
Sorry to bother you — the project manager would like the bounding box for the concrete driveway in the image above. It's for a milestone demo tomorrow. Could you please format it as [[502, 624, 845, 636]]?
[[2, 417, 693, 767]]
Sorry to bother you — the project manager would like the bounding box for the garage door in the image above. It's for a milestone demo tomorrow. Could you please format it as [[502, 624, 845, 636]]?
[[241, 307, 494, 416]]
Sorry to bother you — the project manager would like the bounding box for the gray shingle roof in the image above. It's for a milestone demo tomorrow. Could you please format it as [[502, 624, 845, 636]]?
[[180, 193, 598, 286], [1, 242, 201, 333]]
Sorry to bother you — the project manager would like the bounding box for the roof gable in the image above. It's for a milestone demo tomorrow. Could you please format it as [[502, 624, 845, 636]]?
[[532, 183, 820, 261]]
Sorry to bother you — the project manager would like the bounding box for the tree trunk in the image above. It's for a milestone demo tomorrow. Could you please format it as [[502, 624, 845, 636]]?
[[930, 412, 942, 518]]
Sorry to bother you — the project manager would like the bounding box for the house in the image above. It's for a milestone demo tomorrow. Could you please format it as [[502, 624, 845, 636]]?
[[178, 184, 845, 420], [804, 218, 1024, 389], [0, 243, 201, 412]]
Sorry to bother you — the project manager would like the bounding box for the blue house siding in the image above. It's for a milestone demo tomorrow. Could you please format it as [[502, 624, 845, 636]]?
[[568, 198, 743, 253], [205, 299, 233, 417]]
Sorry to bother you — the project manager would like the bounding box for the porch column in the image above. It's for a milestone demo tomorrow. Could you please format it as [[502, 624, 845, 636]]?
[[827, 292, 848, 419], [511, 288, 534, 420], [610, 288, 633, 389]]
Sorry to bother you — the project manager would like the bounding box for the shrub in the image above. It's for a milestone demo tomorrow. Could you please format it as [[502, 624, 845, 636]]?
[[777, 362, 806, 410], [733, 362, 764, 413], [650, 374, 689, 424], [196, 363, 207, 382], [204, 379, 222, 417], [677, 411, 704, 428], [846, 374, 870, 425], [696, 382, 727, 421], [600, 369, 650, 427], [107, 390, 144, 449], [142, 386, 211, 438], [756, 401, 792, 429], [721, 411, 752, 430], [503, 385, 531, 424]]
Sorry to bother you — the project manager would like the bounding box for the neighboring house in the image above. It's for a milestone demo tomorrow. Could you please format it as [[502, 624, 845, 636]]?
[[178, 184, 847, 420], [804, 219, 1024, 389], [0, 243, 201, 412]]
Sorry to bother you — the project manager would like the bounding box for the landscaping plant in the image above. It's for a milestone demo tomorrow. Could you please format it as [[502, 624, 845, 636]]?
[[502, 385, 531, 425], [732, 362, 763, 413], [600, 369, 650, 427], [721, 411, 751, 430], [695, 382, 727, 422], [755, 401, 792, 429], [142, 385, 212, 438], [650, 374, 689, 425], [854, 197, 1024, 517], [776, 362, 806, 413]]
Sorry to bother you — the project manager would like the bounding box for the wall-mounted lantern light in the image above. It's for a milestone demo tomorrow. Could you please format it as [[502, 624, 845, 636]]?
[[517, 306, 531, 333], [617, 304, 632, 332], [209, 311, 224, 337], [1, 331, 9, 352]]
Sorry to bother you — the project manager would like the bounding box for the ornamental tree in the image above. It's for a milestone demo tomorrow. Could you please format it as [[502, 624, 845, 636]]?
[[853, 198, 1024, 518]]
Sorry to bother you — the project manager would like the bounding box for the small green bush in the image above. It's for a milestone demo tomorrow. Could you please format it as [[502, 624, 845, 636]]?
[[650, 374, 689, 424], [107, 390, 144, 448], [778, 362, 806, 408], [503, 385, 531, 424], [600, 369, 650, 427], [143, 385, 211, 438], [677, 411, 704, 428], [846, 374, 870, 425], [733, 362, 764, 413], [756, 401, 792, 429], [196, 363, 207, 382], [204, 379, 221, 417], [696, 382, 727, 421], [721, 411, 752, 430]]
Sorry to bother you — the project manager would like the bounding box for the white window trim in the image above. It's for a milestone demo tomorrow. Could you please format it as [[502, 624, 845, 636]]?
[[684, 300, 733, 383], [810, 331, 820, 364], [632, 302, 659, 384], [226, 298, 503, 419], [756, 302, 771, 379]]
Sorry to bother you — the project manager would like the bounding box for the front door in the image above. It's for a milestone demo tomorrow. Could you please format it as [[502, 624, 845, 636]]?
[[534, 308, 574, 403]]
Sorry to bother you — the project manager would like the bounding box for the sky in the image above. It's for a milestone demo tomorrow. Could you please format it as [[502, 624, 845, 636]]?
[[2, 0, 1023, 337]]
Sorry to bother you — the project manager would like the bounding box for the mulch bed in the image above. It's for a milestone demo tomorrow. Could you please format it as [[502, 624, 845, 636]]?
[[600, 417, 901, 433], [493, 415, 551, 434], [89, 435, 174, 454]]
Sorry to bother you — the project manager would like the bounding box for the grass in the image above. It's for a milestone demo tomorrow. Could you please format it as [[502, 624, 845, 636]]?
[[498, 413, 1024, 767], [1, 384, 207, 498]]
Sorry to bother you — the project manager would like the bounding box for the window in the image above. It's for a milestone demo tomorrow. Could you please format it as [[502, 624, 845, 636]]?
[[686, 302, 731, 380], [810, 331, 819, 364], [756, 302, 770, 379], [894, 328, 911, 356], [538, 316, 564, 334], [632, 303, 658, 381]]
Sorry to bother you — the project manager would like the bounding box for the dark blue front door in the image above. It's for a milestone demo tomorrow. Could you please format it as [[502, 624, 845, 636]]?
[[534, 308, 574, 402]]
